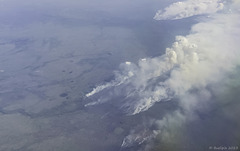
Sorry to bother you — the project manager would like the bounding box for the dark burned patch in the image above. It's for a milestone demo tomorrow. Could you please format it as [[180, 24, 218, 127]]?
[[59, 93, 68, 97]]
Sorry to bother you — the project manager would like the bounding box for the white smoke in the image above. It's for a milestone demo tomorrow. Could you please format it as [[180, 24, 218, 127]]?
[[85, 1, 240, 150], [154, 0, 224, 20], [84, 1, 240, 150], [85, 1, 240, 116], [121, 128, 160, 148]]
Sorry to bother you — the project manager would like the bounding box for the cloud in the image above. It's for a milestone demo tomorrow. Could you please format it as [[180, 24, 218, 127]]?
[[85, 2, 240, 116], [116, 1, 240, 149], [85, 1, 240, 148], [153, 0, 224, 20]]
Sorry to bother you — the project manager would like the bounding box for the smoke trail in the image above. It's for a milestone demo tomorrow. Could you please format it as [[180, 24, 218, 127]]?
[[154, 0, 224, 20], [85, 1, 240, 116]]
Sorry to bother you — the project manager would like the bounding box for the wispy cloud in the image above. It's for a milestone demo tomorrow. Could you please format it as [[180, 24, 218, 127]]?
[[154, 0, 224, 20]]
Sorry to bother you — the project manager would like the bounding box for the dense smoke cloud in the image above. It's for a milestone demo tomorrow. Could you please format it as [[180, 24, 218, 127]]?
[[154, 0, 224, 20], [86, 11, 240, 115], [85, 1, 240, 149]]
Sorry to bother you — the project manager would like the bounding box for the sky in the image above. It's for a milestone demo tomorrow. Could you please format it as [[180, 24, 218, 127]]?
[[0, 0, 240, 151]]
